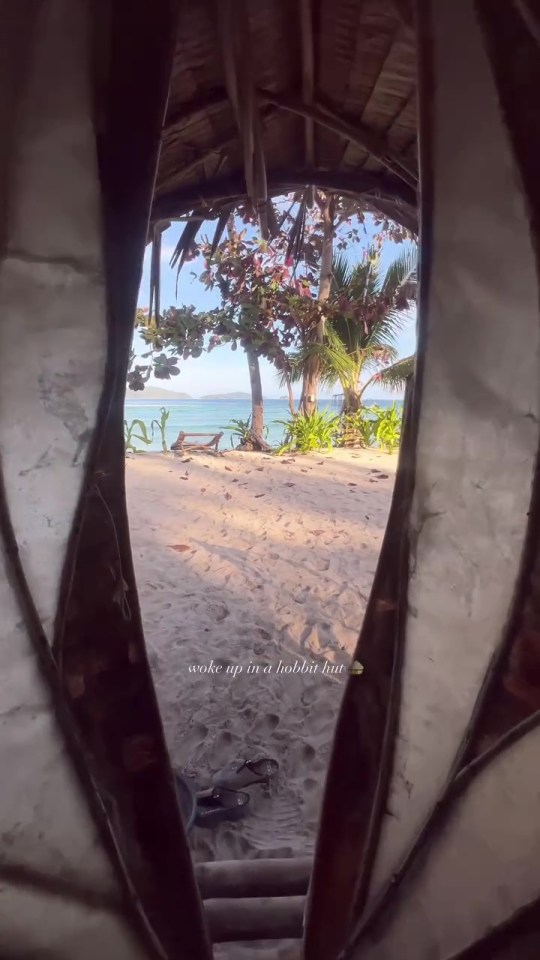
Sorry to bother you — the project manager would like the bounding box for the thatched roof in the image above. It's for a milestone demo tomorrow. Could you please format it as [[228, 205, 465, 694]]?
[[151, 0, 417, 232]]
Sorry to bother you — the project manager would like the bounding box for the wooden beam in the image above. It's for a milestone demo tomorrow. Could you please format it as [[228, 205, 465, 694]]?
[[152, 169, 417, 221], [299, 0, 315, 176], [393, 0, 415, 32], [195, 857, 312, 900], [158, 132, 239, 194], [204, 895, 305, 943], [365, 196, 418, 234], [163, 89, 230, 137], [514, 0, 540, 49], [258, 90, 417, 187]]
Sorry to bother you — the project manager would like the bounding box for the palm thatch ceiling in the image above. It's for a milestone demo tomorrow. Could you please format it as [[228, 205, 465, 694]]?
[[151, 0, 417, 233]]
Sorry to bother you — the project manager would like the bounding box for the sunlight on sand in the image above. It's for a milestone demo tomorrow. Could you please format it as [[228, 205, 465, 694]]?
[[126, 447, 397, 869]]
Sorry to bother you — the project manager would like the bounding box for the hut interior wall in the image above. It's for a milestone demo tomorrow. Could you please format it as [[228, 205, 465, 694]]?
[[337, 0, 540, 955], [0, 4, 152, 955], [367, 0, 540, 904], [0, 2, 211, 958]]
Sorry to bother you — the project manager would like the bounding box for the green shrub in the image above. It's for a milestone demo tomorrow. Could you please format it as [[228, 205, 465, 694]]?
[[275, 410, 339, 455], [124, 418, 152, 453], [370, 403, 402, 453], [151, 407, 170, 453], [338, 410, 376, 448], [227, 416, 269, 448]]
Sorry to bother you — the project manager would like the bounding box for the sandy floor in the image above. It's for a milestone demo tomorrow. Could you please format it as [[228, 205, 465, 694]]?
[[126, 447, 396, 870]]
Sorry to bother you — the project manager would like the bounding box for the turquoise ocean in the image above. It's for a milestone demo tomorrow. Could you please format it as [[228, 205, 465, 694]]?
[[124, 397, 402, 452]]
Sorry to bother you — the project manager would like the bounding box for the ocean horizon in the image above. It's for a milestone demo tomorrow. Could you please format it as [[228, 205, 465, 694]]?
[[124, 396, 403, 451]]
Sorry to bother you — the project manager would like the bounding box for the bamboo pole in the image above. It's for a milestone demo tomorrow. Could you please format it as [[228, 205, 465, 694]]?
[[204, 895, 305, 943], [195, 857, 312, 900]]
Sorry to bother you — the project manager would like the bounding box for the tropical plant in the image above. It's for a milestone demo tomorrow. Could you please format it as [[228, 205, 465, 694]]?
[[338, 409, 376, 448], [228, 416, 252, 447], [284, 245, 416, 414], [133, 195, 414, 430], [370, 403, 402, 453], [124, 418, 152, 453], [151, 407, 170, 453], [276, 410, 339, 455]]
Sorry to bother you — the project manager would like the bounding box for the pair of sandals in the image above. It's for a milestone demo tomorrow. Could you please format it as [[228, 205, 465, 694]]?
[[175, 757, 279, 830]]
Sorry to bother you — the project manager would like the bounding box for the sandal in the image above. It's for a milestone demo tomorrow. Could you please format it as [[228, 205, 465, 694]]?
[[212, 757, 279, 790], [174, 771, 198, 833], [194, 786, 250, 828]]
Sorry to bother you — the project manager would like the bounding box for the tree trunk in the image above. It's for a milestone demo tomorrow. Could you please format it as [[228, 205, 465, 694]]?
[[284, 373, 296, 417], [342, 387, 362, 415], [246, 347, 264, 440], [302, 195, 335, 416]]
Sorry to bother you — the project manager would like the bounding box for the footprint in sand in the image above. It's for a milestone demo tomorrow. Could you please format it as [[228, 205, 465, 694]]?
[[213, 602, 230, 623], [302, 743, 316, 762], [181, 721, 209, 757], [251, 712, 280, 737], [241, 788, 300, 853], [205, 729, 242, 770]]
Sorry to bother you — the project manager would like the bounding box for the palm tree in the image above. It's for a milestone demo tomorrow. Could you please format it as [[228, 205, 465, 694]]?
[[284, 245, 416, 414]]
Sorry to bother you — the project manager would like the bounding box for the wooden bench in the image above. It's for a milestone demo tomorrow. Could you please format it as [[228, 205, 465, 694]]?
[[171, 431, 224, 455]]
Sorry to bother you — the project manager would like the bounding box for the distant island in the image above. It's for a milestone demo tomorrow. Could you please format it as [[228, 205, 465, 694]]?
[[199, 391, 252, 400], [126, 386, 192, 400]]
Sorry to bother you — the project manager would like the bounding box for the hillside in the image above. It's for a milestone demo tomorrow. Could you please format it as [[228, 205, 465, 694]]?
[[126, 386, 192, 400]]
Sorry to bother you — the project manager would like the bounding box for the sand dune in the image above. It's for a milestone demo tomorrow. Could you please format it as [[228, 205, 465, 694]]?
[[126, 448, 396, 872]]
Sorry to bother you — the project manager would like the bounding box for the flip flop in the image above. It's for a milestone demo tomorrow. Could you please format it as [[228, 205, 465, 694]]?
[[174, 771, 198, 833], [212, 757, 279, 790], [194, 787, 250, 828]]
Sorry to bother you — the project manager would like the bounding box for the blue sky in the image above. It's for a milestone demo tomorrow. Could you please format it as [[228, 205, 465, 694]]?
[[136, 212, 417, 399]]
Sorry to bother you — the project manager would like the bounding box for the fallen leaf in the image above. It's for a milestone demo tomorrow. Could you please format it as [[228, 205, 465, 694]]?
[[169, 544, 190, 553]]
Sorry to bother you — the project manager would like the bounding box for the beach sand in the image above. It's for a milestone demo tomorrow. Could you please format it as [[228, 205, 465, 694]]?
[[126, 447, 396, 951]]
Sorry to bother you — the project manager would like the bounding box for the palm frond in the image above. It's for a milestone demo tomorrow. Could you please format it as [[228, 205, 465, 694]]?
[[381, 244, 418, 299], [331, 253, 353, 294], [282, 339, 355, 387], [366, 310, 405, 353], [170, 217, 204, 294], [286, 192, 308, 267], [363, 354, 415, 395], [207, 207, 233, 264]]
